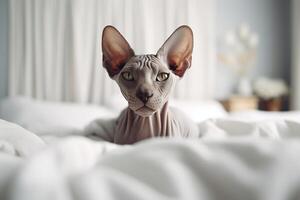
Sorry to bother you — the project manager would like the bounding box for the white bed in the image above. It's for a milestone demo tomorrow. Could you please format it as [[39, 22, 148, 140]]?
[[1, 97, 300, 200]]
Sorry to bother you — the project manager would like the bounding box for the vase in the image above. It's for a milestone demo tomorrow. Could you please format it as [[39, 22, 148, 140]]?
[[236, 77, 252, 96]]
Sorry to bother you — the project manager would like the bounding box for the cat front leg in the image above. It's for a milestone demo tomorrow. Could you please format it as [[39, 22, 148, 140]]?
[[83, 118, 117, 142]]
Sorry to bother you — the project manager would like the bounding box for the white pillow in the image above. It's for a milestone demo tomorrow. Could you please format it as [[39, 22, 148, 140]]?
[[169, 99, 228, 123], [198, 118, 300, 139], [0, 97, 116, 136], [229, 110, 300, 122], [104, 94, 128, 113]]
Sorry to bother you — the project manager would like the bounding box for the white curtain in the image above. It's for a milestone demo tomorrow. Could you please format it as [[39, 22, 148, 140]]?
[[9, 0, 215, 105], [292, 0, 300, 110]]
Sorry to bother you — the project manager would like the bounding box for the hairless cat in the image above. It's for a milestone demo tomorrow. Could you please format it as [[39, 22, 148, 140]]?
[[85, 25, 199, 144]]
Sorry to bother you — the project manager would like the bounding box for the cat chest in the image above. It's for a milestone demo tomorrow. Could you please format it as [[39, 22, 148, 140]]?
[[113, 113, 183, 144]]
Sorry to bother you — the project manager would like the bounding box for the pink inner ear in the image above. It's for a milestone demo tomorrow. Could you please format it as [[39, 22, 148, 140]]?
[[156, 26, 193, 77], [167, 52, 192, 77], [103, 54, 130, 77], [102, 26, 134, 77]]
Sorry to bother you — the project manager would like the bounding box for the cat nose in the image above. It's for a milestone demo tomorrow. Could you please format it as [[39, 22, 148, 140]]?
[[136, 88, 153, 104]]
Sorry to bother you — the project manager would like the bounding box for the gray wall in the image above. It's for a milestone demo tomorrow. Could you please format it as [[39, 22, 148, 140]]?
[[215, 0, 291, 99], [0, 0, 8, 99], [291, 0, 300, 109]]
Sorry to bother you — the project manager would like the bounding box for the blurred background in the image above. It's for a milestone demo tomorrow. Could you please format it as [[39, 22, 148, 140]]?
[[0, 0, 299, 112]]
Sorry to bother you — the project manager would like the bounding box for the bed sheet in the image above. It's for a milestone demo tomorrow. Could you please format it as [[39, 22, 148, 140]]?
[[0, 119, 300, 200]]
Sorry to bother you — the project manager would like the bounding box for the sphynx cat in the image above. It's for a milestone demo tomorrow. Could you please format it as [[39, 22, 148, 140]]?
[[85, 25, 199, 144]]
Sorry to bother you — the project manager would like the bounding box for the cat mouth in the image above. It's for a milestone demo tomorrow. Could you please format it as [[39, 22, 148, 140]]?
[[136, 105, 155, 112]]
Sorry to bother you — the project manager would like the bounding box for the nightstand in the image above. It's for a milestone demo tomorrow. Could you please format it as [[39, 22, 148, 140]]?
[[220, 96, 258, 112]]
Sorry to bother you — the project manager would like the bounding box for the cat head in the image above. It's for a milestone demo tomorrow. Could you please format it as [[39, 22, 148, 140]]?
[[102, 25, 193, 117]]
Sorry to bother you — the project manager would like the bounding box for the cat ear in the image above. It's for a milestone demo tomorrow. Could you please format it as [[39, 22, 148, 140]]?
[[156, 25, 193, 77], [102, 26, 135, 77]]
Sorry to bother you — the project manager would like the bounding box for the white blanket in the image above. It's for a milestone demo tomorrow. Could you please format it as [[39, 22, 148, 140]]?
[[0, 120, 45, 157], [1, 119, 300, 200]]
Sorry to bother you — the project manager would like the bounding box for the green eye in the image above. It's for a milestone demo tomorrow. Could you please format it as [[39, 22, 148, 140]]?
[[121, 72, 134, 81], [156, 72, 170, 82]]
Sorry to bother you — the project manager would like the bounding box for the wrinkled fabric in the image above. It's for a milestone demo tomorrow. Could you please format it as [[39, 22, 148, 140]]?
[[2, 119, 300, 199], [2, 138, 300, 200]]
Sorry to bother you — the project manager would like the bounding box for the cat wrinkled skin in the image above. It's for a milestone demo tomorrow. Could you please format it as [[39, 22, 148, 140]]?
[[85, 25, 199, 144]]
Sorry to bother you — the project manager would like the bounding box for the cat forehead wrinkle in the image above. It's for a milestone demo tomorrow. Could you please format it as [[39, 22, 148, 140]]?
[[125, 54, 165, 71]]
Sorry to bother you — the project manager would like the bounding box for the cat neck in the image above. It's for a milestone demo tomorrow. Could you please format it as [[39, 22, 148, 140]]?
[[114, 101, 171, 144]]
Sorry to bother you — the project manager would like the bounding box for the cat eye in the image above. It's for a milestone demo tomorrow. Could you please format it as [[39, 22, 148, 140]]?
[[156, 72, 170, 82], [121, 72, 134, 81]]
